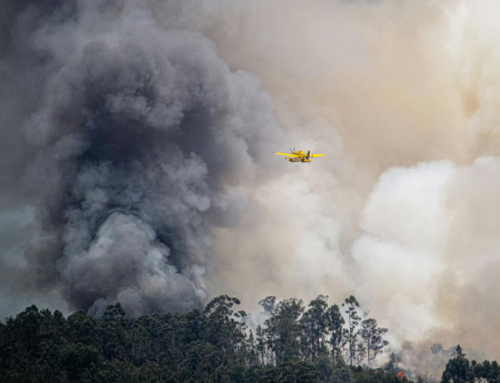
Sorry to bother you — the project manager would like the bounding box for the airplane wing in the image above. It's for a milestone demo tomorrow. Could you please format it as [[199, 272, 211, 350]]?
[[310, 153, 325, 158], [274, 152, 302, 157]]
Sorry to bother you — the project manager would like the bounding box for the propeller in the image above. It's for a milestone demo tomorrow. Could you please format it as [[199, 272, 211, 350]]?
[[289, 147, 296, 153]]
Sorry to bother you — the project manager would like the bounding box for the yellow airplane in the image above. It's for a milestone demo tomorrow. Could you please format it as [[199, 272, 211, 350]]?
[[273, 148, 325, 163]]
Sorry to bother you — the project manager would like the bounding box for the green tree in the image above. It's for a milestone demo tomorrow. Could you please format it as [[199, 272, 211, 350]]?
[[326, 304, 344, 361], [58, 342, 100, 381], [247, 330, 260, 367], [441, 345, 470, 383], [259, 296, 277, 315], [204, 295, 247, 360], [360, 318, 389, 366], [263, 298, 304, 365], [342, 296, 361, 366], [471, 359, 500, 383], [65, 310, 100, 350], [300, 295, 330, 361], [261, 361, 320, 383], [129, 315, 162, 365], [331, 358, 352, 383], [386, 352, 401, 373], [314, 354, 334, 382], [256, 325, 267, 365], [101, 303, 129, 361], [355, 341, 367, 365], [452, 344, 466, 359]]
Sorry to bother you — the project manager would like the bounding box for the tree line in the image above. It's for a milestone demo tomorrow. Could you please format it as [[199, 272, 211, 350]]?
[[254, 295, 388, 369], [0, 293, 480, 382], [441, 345, 500, 383]]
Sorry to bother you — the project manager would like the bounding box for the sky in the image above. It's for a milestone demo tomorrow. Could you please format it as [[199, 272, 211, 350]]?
[[1, 0, 500, 377]]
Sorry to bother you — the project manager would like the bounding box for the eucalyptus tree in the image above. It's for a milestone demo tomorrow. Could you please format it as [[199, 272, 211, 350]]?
[[342, 295, 361, 366], [263, 298, 304, 365], [300, 295, 330, 361], [325, 303, 344, 361], [360, 318, 389, 366]]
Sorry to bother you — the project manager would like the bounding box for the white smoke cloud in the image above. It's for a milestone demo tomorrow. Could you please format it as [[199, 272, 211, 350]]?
[[353, 161, 454, 344], [351, 157, 500, 374], [202, 0, 500, 371]]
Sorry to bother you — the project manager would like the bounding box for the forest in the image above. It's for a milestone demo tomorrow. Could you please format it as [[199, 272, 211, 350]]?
[[0, 294, 497, 382]]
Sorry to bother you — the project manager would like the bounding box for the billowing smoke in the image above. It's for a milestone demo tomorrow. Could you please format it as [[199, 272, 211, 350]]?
[[0, 0, 284, 317], [4, 0, 500, 376], [201, 0, 500, 373]]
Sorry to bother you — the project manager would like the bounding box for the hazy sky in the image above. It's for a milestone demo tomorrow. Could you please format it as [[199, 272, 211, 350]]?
[[2, 0, 500, 377]]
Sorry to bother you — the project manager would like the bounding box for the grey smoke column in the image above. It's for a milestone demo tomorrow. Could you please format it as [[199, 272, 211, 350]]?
[[1, 0, 282, 316]]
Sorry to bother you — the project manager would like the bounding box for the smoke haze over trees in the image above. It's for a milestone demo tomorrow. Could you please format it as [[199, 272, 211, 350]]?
[[0, 295, 396, 382], [3, 0, 500, 377], [2, 296, 497, 382]]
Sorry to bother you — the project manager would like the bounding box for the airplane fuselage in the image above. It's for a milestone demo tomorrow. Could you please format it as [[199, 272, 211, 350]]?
[[286, 150, 309, 162], [286, 157, 311, 163], [273, 149, 324, 163]]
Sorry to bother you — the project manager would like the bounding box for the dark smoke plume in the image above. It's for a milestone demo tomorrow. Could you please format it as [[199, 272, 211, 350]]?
[[7, 0, 500, 375], [0, 0, 283, 317]]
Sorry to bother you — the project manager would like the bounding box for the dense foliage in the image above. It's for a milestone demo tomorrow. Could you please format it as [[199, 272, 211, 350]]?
[[0, 294, 407, 382], [441, 345, 500, 383]]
